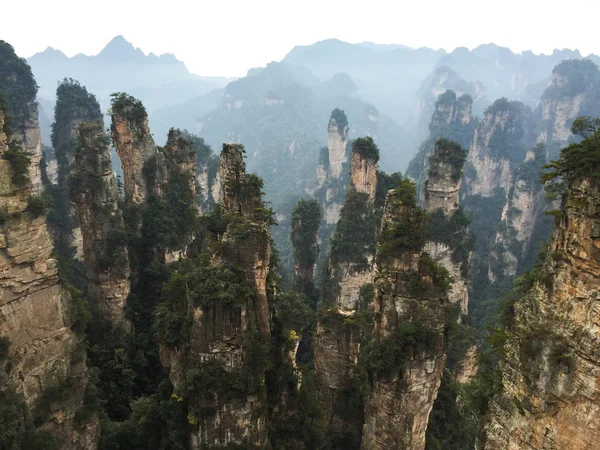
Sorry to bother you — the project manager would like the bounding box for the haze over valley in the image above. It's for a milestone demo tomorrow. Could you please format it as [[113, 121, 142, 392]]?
[[1, 4, 600, 449]]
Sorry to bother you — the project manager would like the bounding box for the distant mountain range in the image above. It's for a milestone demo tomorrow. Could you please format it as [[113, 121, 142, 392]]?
[[27, 36, 232, 143], [25, 35, 600, 179]]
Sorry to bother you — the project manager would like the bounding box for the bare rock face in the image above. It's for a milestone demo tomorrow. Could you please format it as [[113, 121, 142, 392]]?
[[327, 110, 350, 180], [361, 187, 449, 450], [69, 121, 130, 328], [110, 94, 156, 208], [536, 59, 600, 144], [0, 104, 98, 448], [350, 144, 378, 201], [315, 109, 351, 227], [480, 177, 600, 450], [463, 99, 534, 198], [165, 128, 196, 198], [429, 90, 473, 134], [489, 146, 547, 279], [425, 139, 470, 314]]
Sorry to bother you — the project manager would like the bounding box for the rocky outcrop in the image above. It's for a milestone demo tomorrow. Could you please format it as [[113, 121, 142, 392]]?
[[110, 94, 156, 208], [165, 128, 196, 198], [536, 59, 600, 145], [461, 98, 536, 292], [480, 174, 600, 450], [362, 184, 449, 450], [425, 138, 470, 314], [413, 67, 486, 145], [406, 90, 475, 199], [314, 137, 381, 447], [160, 143, 272, 449], [326, 109, 350, 180], [463, 99, 534, 198], [315, 109, 350, 226], [69, 121, 130, 328], [0, 47, 98, 448]]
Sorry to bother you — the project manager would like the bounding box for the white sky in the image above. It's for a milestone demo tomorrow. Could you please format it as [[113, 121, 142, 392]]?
[[3, 0, 599, 77]]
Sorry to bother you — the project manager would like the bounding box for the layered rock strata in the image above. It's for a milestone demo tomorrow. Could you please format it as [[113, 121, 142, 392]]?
[[0, 51, 98, 448], [480, 176, 600, 450]]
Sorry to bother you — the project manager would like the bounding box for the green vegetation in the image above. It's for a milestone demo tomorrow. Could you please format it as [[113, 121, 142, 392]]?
[[542, 116, 600, 184], [484, 98, 532, 163], [366, 321, 437, 378], [329, 108, 348, 135], [0, 40, 37, 128], [428, 138, 467, 183], [428, 206, 474, 276], [377, 178, 428, 258], [0, 335, 10, 360], [140, 152, 199, 253], [274, 291, 314, 336], [329, 189, 377, 268], [27, 193, 52, 217], [545, 59, 600, 98], [0, 337, 60, 450], [110, 92, 147, 123], [290, 199, 321, 308], [352, 136, 380, 161], [291, 199, 322, 271], [52, 79, 102, 148], [2, 146, 31, 186]]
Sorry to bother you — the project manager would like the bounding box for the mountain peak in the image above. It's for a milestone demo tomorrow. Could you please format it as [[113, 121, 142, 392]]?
[[97, 35, 144, 61]]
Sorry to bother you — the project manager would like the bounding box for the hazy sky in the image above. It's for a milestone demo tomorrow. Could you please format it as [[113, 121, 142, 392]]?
[[3, 0, 600, 77]]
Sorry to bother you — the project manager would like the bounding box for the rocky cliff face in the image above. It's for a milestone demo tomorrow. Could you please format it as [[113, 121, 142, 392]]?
[[480, 175, 600, 450], [0, 48, 98, 448], [362, 184, 449, 450], [110, 94, 156, 208], [69, 121, 130, 328], [160, 143, 272, 448], [463, 99, 534, 198], [424, 139, 470, 314], [537, 59, 600, 144], [461, 98, 536, 294], [489, 146, 548, 280]]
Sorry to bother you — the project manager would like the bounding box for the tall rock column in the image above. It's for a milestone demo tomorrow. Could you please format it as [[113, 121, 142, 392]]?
[[361, 180, 450, 450], [314, 137, 381, 448], [315, 108, 350, 234], [159, 143, 273, 448], [110, 93, 156, 209], [0, 41, 98, 448], [69, 121, 130, 328], [480, 123, 600, 449], [424, 138, 471, 314], [50, 79, 104, 262], [406, 90, 475, 200]]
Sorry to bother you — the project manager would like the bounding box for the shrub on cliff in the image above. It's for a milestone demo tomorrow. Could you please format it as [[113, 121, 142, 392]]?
[[542, 116, 600, 184]]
